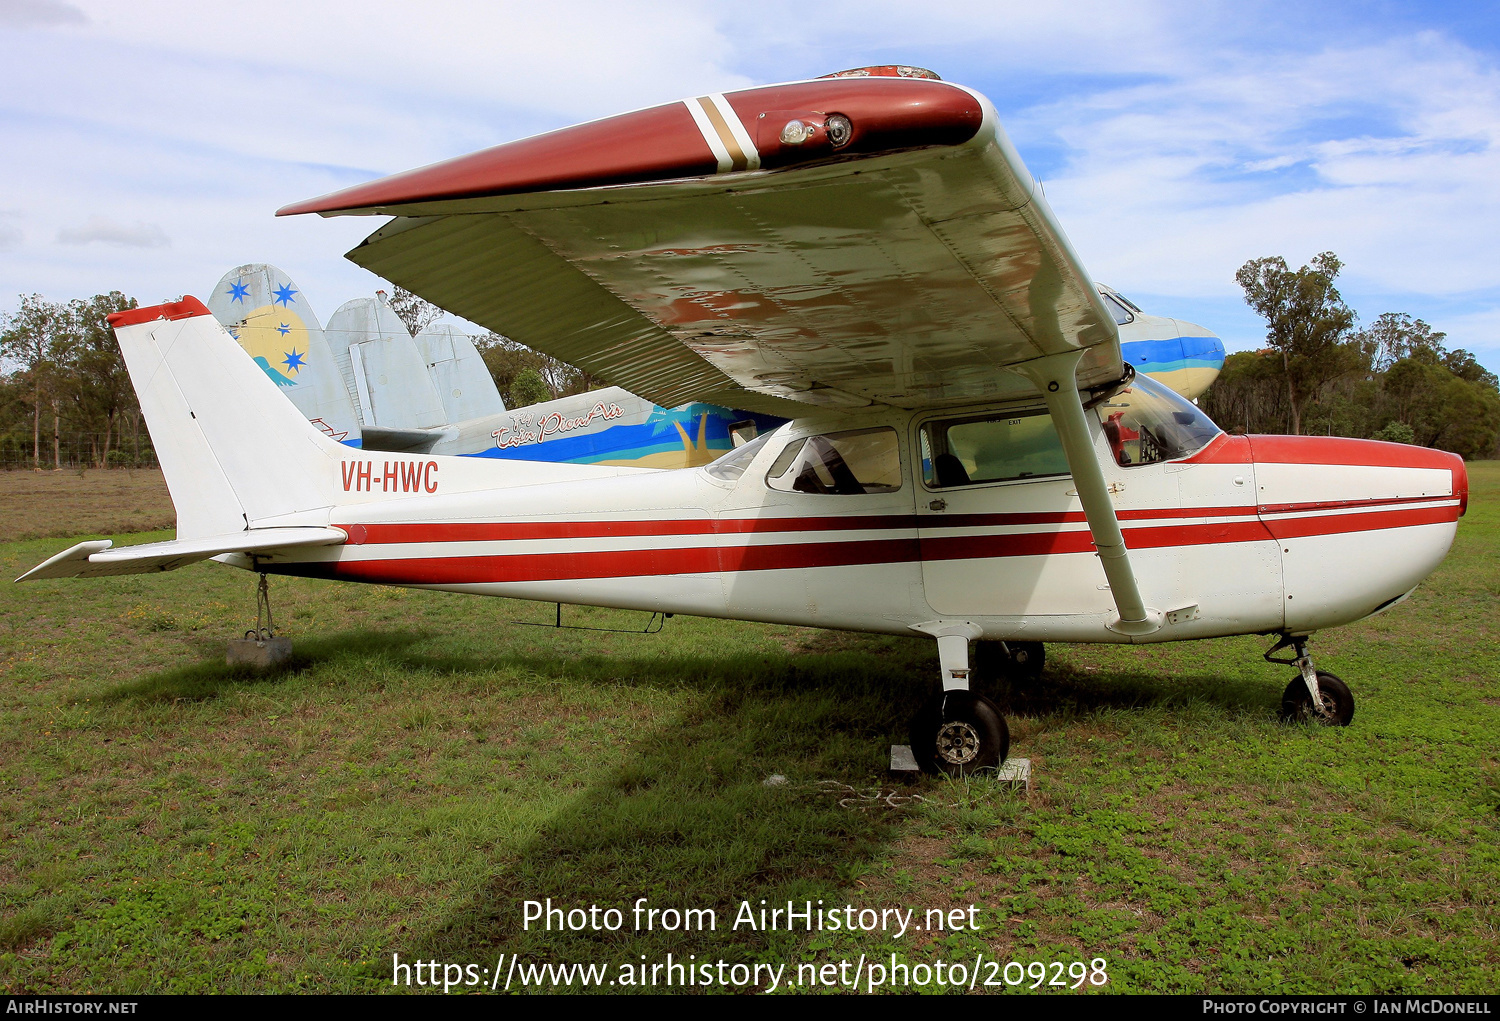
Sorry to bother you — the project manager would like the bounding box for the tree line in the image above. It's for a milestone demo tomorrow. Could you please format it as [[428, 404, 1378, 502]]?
[[1204, 253, 1500, 459], [0, 292, 142, 468], [0, 288, 602, 469], [3, 260, 1497, 469]]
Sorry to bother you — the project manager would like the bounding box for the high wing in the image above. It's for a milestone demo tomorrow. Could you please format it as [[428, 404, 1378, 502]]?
[[279, 72, 1123, 414]]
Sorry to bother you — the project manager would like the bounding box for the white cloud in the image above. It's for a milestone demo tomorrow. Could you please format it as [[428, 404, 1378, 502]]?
[[0, 0, 85, 27], [1, 1, 1497, 375], [57, 216, 169, 248], [65, 1, 749, 123], [1032, 33, 1500, 302]]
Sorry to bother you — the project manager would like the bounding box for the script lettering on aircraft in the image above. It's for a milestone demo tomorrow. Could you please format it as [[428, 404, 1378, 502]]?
[[492, 401, 626, 450], [340, 460, 439, 494], [308, 417, 349, 443]]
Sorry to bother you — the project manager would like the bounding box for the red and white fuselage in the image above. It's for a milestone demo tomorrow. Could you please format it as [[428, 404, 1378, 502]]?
[[264, 405, 1466, 644]]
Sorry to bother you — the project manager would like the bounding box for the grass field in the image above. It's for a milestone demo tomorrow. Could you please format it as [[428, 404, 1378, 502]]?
[[0, 469, 174, 542], [0, 464, 1495, 994]]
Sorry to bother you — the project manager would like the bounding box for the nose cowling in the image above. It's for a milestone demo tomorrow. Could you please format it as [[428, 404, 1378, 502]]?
[[1158, 321, 1225, 401], [1246, 435, 1466, 632]]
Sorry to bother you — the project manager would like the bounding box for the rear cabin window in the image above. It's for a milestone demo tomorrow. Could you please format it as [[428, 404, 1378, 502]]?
[[920, 411, 1069, 488], [765, 428, 901, 495]]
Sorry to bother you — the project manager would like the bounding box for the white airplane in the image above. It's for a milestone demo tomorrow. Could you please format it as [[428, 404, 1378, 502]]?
[[19, 67, 1467, 775]]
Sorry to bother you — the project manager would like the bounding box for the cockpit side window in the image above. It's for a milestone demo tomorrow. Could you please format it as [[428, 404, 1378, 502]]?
[[1096, 373, 1223, 467], [1101, 292, 1134, 326], [921, 410, 1070, 488], [765, 427, 901, 495]]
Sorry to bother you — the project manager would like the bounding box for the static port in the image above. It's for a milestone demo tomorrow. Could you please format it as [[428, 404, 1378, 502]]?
[[827, 113, 852, 147]]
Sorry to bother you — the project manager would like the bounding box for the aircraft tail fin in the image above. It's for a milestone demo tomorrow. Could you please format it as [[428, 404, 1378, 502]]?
[[107, 297, 348, 539]]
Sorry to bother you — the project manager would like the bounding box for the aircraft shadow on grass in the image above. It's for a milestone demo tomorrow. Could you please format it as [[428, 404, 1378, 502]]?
[[93, 626, 1284, 983], [96, 624, 1279, 720], [94, 632, 431, 703], [396, 651, 1280, 977]]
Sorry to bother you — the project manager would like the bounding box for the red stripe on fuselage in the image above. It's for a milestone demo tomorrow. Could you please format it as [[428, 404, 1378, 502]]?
[[309, 537, 920, 586], [1260, 503, 1457, 540], [310, 500, 1459, 586], [344, 515, 916, 544], [341, 494, 1448, 546]]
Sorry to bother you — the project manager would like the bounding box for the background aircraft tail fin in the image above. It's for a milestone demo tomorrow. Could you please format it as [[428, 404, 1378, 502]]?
[[416, 321, 507, 423], [208, 263, 364, 446], [325, 295, 448, 433]]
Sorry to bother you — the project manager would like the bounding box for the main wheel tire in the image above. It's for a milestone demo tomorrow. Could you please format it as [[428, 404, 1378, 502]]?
[[909, 690, 1010, 776], [974, 641, 1046, 685], [1279, 670, 1355, 726]]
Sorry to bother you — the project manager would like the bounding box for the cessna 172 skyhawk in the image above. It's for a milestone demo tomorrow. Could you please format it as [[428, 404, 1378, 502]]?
[[19, 67, 1468, 775]]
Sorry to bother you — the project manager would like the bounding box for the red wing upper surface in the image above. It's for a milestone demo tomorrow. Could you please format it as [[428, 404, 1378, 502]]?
[[281, 76, 1123, 413]]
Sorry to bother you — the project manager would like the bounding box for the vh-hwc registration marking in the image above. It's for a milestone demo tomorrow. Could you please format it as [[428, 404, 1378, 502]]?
[[341, 460, 439, 494]]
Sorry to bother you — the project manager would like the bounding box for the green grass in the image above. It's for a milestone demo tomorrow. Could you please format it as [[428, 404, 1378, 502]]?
[[0, 465, 1496, 994]]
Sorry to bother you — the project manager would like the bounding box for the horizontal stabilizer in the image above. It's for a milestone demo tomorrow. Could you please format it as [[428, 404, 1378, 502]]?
[[360, 425, 449, 454], [16, 527, 347, 582]]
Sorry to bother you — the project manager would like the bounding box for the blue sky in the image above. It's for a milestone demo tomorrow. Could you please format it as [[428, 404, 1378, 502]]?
[[3, 0, 1499, 372]]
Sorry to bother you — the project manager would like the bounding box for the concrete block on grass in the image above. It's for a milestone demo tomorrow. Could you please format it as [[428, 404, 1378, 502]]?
[[227, 636, 292, 670], [889, 745, 1032, 790]]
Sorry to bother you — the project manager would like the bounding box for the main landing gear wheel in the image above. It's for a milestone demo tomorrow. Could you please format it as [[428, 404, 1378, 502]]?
[[974, 641, 1046, 684], [1279, 671, 1355, 727], [909, 690, 1010, 777]]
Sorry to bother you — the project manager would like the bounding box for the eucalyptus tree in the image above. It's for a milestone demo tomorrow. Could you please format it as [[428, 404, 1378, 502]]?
[[1235, 252, 1360, 435]]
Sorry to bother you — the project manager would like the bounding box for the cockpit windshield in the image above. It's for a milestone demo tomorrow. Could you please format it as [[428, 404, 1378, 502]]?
[[704, 431, 772, 481], [1098, 286, 1143, 325], [1100, 292, 1133, 326], [1096, 373, 1222, 467]]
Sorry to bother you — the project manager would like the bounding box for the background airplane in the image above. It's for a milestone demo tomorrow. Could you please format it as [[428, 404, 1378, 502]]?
[[1099, 284, 1226, 400], [210, 265, 1222, 468], [207, 264, 362, 445], [209, 264, 782, 465]]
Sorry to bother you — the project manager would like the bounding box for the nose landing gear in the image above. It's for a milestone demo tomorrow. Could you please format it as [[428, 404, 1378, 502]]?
[[1265, 635, 1355, 726]]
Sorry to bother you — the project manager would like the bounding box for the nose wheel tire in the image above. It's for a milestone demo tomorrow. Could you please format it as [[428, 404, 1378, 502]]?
[[1279, 670, 1355, 727], [910, 690, 1010, 776]]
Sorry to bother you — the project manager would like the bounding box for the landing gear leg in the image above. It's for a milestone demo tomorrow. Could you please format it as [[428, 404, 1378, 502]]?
[[909, 623, 1011, 775], [1264, 635, 1354, 726]]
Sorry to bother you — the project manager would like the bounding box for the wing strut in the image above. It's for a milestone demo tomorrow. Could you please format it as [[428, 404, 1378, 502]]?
[[1022, 351, 1161, 636]]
